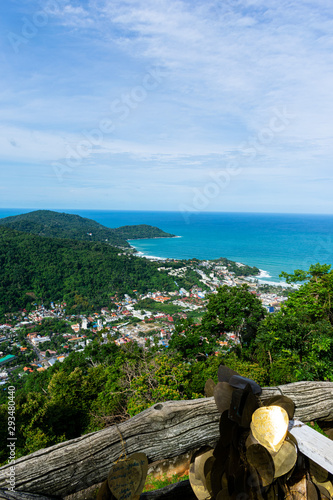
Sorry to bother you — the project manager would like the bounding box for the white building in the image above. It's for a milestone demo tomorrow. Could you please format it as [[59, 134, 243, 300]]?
[[31, 336, 51, 346]]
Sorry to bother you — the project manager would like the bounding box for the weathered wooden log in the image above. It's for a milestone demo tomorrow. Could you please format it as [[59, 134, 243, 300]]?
[[0, 398, 219, 498], [0, 382, 332, 498], [261, 381, 333, 422]]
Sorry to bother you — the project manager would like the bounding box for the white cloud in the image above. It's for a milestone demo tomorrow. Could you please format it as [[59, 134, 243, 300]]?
[[1, 0, 333, 211], [49, 1, 94, 27]]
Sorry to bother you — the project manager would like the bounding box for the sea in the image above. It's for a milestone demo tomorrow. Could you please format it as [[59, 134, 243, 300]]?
[[1, 208, 333, 285]]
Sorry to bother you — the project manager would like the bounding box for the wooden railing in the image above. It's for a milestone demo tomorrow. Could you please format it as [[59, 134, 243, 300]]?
[[0, 381, 332, 499]]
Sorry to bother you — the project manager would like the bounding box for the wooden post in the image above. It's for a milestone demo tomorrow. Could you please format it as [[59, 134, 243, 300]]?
[[289, 419, 333, 474]]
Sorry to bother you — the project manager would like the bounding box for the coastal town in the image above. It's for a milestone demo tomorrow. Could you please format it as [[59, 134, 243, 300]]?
[[0, 257, 290, 386]]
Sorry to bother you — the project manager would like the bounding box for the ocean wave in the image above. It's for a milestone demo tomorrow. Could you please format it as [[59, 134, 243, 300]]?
[[257, 279, 299, 288], [144, 254, 166, 260], [257, 269, 272, 279], [135, 252, 166, 261]]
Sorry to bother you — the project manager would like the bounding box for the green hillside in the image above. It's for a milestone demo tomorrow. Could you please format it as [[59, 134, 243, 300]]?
[[114, 224, 175, 240], [0, 226, 177, 314], [0, 210, 175, 247]]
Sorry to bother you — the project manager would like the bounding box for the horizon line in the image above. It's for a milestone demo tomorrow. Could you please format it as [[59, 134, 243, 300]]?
[[1, 207, 333, 217]]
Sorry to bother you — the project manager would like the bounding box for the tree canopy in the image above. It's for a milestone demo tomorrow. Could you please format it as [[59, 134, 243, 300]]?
[[201, 285, 266, 346], [0, 226, 177, 315], [169, 285, 266, 359], [256, 263, 333, 381]]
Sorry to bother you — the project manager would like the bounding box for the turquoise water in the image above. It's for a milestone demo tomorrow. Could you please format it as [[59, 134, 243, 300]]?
[[1, 208, 333, 283]]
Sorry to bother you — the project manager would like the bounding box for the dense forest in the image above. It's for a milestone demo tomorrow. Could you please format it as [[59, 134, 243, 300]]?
[[0, 210, 175, 247], [114, 224, 175, 240], [0, 264, 332, 464], [0, 226, 179, 316]]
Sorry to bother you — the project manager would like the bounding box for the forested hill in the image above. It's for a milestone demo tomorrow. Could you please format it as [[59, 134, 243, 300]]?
[[0, 210, 175, 247], [0, 226, 178, 315], [114, 224, 175, 240]]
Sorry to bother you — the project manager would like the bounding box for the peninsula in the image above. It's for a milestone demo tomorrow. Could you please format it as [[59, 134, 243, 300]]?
[[0, 210, 176, 248]]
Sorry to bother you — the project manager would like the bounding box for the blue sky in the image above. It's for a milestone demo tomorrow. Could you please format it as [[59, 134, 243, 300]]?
[[1, 0, 333, 213]]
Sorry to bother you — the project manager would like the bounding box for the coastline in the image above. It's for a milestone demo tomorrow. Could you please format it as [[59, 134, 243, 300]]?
[[128, 235, 181, 241], [3, 210, 331, 284], [257, 269, 271, 279], [129, 244, 168, 261], [249, 270, 297, 288], [129, 242, 290, 287], [128, 235, 181, 261]]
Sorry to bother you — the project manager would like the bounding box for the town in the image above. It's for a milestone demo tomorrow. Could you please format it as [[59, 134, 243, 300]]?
[[0, 257, 290, 386]]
